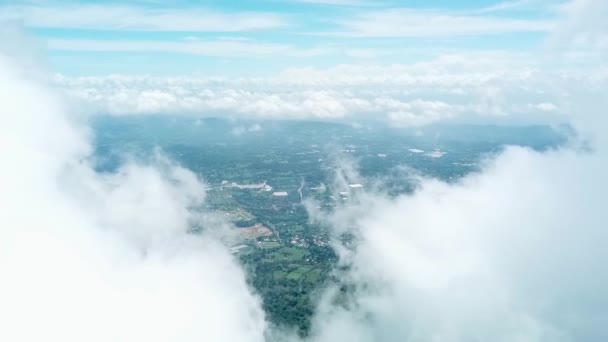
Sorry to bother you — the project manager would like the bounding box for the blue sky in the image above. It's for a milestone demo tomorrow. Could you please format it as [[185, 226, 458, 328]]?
[[1, 0, 566, 76], [4, 0, 603, 128]]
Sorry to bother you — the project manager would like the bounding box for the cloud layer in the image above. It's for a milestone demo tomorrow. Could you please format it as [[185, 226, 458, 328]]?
[[53, 53, 608, 126], [333, 8, 554, 37], [0, 4, 285, 32], [0, 50, 266, 342]]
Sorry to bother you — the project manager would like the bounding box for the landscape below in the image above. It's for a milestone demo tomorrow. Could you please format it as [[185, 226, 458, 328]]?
[[92, 116, 566, 335]]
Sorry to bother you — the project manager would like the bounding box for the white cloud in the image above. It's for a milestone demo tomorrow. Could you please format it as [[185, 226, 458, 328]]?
[[386, 99, 455, 127], [0, 47, 267, 342], [301, 11, 608, 332], [275, 53, 538, 86], [285, 0, 379, 6], [306, 127, 608, 341], [58, 81, 467, 125], [0, 4, 286, 32], [532, 102, 558, 112], [475, 0, 540, 14], [332, 8, 554, 37], [231, 123, 263, 135], [52, 52, 606, 126], [547, 0, 608, 58]]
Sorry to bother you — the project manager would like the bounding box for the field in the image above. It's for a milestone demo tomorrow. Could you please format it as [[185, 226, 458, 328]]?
[[259, 241, 281, 249], [239, 224, 273, 239]]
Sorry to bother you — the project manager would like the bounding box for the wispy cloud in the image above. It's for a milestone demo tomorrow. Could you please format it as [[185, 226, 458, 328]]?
[[331, 8, 555, 37], [475, 0, 539, 14], [283, 0, 382, 6], [0, 4, 287, 31], [547, 0, 608, 57]]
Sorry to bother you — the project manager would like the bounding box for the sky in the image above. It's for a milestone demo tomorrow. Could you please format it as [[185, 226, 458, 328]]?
[[1, 0, 606, 126], [0, 0, 584, 76]]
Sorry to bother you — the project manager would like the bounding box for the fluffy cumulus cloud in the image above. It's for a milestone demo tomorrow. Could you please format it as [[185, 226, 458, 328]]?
[[53, 52, 607, 126], [0, 50, 267, 342], [305, 124, 608, 341]]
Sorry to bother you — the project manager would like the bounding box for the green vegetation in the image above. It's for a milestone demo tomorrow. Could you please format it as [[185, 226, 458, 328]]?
[[243, 243, 334, 336], [93, 116, 566, 336]]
